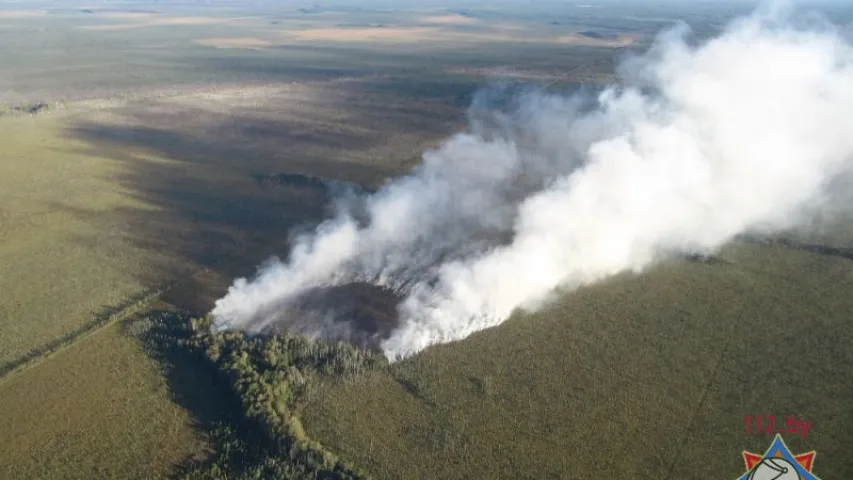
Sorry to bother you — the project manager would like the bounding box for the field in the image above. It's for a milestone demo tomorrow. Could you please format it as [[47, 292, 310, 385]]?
[[0, 76, 466, 477], [0, 322, 202, 480], [1, 0, 653, 378], [1, 0, 852, 479], [302, 241, 853, 478]]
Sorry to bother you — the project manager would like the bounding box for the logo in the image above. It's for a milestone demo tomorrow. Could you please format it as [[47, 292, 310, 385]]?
[[737, 434, 821, 480]]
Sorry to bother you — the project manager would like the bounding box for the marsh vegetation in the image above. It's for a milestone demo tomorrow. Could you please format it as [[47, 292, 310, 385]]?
[[1, 1, 852, 479]]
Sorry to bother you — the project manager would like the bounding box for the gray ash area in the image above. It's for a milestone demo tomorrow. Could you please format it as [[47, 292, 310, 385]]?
[[260, 282, 401, 352]]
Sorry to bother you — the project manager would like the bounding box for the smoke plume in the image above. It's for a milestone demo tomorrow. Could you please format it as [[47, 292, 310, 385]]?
[[212, 5, 853, 361]]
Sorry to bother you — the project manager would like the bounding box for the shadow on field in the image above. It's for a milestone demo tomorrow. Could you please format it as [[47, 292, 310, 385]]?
[[126, 310, 272, 477], [64, 77, 466, 296], [63, 118, 362, 289], [131, 310, 241, 430], [52, 77, 469, 474]]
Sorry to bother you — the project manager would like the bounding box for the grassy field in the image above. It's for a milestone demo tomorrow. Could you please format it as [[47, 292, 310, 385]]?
[[0, 0, 679, 106], [301, 242, 853, 479], [3, 0, 646, 377], [1, 1, 851, 479], [0, 113, 176, 371], [0, 63, 467, 479], [0, 321, 200, 480]]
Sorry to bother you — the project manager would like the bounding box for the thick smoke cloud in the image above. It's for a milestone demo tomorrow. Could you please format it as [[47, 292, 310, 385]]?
[[212, 5, 853, 361]]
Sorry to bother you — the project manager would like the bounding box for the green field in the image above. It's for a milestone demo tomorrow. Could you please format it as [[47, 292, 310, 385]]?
[[301, 242, 853, 478], [0, 113, 173, 371], [0, 322, 200, 479], [1, 1, 852, 479], [0, 80, 462, 477]]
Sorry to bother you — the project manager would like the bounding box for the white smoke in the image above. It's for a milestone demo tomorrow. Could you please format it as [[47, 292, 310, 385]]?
[[212, 5, 853, 361]]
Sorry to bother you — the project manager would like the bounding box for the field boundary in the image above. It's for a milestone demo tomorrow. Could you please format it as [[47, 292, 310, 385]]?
[[0, 269, 208, 383]]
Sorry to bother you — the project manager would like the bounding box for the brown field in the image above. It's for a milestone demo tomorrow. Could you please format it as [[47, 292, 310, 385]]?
[[88, 12, 160, 20], [420, 14, 480, 25], [286, 26, 441, 43], [0, 322, 201, 480], [557, 33, 638, 47], [195, 37, 273, 50], [282, 25, 596, 46]]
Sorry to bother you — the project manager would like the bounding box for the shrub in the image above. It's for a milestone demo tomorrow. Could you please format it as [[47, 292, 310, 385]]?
[[178, 315, 385, 479]]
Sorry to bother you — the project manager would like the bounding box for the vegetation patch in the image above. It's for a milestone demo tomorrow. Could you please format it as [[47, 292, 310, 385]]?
[[0, 321, 200, 480], [0, 101, 54, 117], [168, 314, 385, 479], [0, 284, 170, 379]]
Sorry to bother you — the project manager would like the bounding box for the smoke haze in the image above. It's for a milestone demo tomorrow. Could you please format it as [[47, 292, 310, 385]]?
[[212, 4, 853, 361]]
